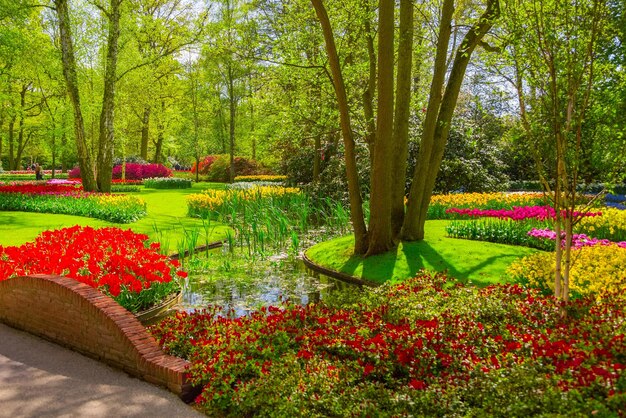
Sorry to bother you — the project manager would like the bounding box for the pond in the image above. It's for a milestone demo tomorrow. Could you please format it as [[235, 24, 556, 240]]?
[[178, 245, 361, 317]]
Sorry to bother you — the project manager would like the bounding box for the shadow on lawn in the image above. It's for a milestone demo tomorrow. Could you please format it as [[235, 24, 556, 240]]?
[[337, 238, 523, 286]]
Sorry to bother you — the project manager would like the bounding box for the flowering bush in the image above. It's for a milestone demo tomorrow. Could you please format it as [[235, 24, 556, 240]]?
[[69, 163, 171, 180], [150, 271, 626, 416], [507, 244, 626, 301], [191, 155, 219, 175], [427, 192, 545, 219], [143, 177, 192, 189], [204, 155, 268, 182], [0, 183, 146, 223], [0, 226, 187, 312]]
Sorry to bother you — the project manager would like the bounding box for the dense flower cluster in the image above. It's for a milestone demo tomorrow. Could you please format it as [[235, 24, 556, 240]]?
[[528, 228, 626, 249], [577, 207, 626, 242], [431, 192, 545, 209], [0, 183, 146, 223], [0, 183, 84, 196], [187, 185, 301, 217], [69, 163, 171, 180], [0, 226, 186, 312], [446, 205, 601, 221], [508, 244, 626, 300], [151, 272, 626, 416]]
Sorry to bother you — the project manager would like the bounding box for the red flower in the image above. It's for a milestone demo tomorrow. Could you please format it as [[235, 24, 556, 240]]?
[[409, 379, 426, 390]]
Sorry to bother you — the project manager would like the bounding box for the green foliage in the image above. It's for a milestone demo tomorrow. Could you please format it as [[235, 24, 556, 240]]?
[[433, 102, 511, 193], [204, 155, 269, 183], [144, 177, 192, 189], [446, 218, 552, 250]]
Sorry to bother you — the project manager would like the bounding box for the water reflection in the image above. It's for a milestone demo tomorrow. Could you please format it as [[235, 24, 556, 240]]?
[[179, 247, 358, 317]]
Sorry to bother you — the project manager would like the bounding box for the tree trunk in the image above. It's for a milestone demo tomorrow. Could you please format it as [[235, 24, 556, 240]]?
[[362, 7, 377, 159], [366, 0, 395, 256], [402, 0, 500, 240], [54, 0, 97, 191], [402, 0, 454, 241], [311, 0, 368, 254], [96, 0, 122, 193], [313, 134, 321, 182], [141, 106, 150, 160], [8, 116, 15, 170], [15, 84, 28, 169], [391, 0, 414, 237], [153, 101, 165, 163], [228, 65, 236, 183]]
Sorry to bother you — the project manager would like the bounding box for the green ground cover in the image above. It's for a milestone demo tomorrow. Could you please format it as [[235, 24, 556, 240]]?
[[0, 182, 230, 253], [305, 220, 538, 286]]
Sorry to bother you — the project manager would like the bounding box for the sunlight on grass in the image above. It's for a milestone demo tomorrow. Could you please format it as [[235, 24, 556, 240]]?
[[305, 220, 539, 286]]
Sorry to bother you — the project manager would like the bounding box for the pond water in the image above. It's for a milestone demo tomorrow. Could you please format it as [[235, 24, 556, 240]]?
[[178, 246, 361, 317]]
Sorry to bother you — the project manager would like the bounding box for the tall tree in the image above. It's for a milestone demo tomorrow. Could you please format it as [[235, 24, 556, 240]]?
[[312, 0, 500, 254], [54, 0, 97, 190]]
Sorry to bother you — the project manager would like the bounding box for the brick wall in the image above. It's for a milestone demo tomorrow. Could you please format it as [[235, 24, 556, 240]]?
[[0, 274, 197, 401]]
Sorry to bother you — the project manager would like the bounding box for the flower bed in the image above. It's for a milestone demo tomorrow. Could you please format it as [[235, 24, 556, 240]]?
[[69, 163, 171, 180], [0, 183, 146, 223], [445, 205, 601, 221], [144, 177, 192, 189], [187, 185, 301, 217], [0, 171, 69, 181], [577, 207, 626, 242], [527, 228, 626, 249], [508, 244, 626, 301], [0, 226, 187, 312], [427, 192, 545, 219], [150, 271, 626, 416]]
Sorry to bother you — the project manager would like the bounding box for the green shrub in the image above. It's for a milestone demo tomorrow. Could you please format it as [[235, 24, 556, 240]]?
[[144, 177, 192, 189]]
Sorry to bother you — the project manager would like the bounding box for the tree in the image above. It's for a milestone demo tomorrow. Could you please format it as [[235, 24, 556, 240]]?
[[312, 0, 501, 254], [54, 0, 98, 190], [503, 0, 610, 302]]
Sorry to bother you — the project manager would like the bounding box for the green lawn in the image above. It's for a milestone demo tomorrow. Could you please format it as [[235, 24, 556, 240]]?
[[306, 220, 538, 286], [0, 182, 230, 254]]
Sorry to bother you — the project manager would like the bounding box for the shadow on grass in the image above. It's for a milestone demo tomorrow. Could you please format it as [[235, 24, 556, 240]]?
[[335, 238, 527, 286]]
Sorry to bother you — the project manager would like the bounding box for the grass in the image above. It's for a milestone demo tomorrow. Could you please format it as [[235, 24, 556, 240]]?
[[305, 220, 539, 286], [0, 182, 230, 253]]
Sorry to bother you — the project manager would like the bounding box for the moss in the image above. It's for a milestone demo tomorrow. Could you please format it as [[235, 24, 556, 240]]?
[[305, 220, 538, 286]]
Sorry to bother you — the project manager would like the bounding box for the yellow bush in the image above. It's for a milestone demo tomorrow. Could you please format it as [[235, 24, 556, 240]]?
[[507, 244, 626, 300]]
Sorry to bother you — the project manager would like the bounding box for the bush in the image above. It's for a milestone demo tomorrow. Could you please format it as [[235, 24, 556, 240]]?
[[192, 155, 219, 175], [144, 177, 192, 189], [205, 155, 268, 182]]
